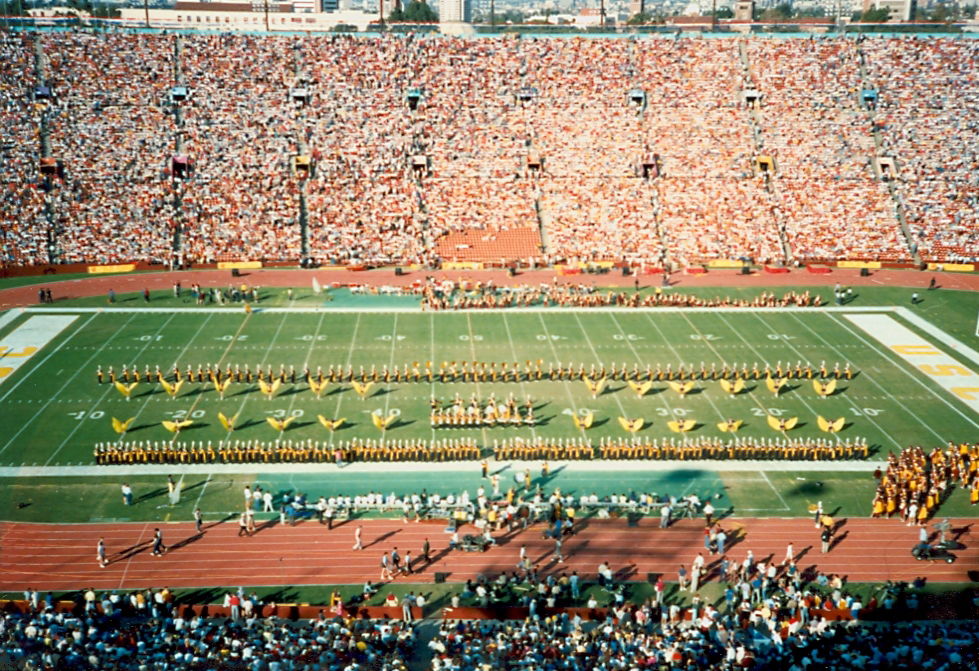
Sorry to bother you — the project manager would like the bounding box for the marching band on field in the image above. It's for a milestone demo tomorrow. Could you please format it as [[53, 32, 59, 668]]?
[[94, 438, 481, 465], [96, 358, 854, 387], [94, 434, 869, 465], [91, 356, 861, 465]]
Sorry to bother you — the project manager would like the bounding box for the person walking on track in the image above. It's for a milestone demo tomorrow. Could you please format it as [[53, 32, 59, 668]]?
[[151, 528, 167, 556]]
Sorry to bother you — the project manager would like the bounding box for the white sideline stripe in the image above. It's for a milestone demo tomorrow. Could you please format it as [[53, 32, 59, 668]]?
[[43, 315, 179, 466], [0, 459, 887, 478], [895, 306, 979, 369], [17, 306, 895, 315], [0, 310, 21, 332], [844, 313, 979, 422]]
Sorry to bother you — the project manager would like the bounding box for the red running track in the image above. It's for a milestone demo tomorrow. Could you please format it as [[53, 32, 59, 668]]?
[[0, 517, 975, 592]]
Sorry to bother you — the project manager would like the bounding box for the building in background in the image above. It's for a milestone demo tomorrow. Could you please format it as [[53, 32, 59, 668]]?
[[861, 0, 916, 21], [441, 0, 471, 21]]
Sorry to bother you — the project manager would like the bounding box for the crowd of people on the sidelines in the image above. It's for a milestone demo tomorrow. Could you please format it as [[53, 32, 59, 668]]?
[[6, 35, 978, 269], [872, 443, 979, 523], [1, 587, 415, 671], [430, 602, 979, 671]]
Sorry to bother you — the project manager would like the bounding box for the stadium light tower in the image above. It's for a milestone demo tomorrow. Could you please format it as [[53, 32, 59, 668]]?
[[144, 0, 150, 28]]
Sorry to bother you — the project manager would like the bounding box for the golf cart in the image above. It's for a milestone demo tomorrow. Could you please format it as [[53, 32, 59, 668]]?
[[911, 543, 956, 564]]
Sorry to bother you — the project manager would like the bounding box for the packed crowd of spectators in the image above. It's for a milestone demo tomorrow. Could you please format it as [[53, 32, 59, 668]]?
[[1, 587, 415, 671], [430, 604, 979, 671], [865, 38, 979, 263], [746, 39, 910, 264], [44, 33, 176, 265], [7, 34, 979, 269], [0, 33, 49, 266]]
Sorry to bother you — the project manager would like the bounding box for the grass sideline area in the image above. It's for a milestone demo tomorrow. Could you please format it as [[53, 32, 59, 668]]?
[[2, 284, 979, 527], [1, 471, 977, 525]]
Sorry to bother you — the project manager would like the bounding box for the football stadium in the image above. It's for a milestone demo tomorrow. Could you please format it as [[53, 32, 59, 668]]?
[[1, 8, 979, 671]]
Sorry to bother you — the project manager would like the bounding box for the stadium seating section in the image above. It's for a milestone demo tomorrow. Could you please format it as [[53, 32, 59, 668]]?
[[3, 34, 977, 268]]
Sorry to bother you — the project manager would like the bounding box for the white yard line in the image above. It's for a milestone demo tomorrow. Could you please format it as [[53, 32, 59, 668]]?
[[0, 313, 99, 405], [571, 312, 632, 421], [222, 312, 291, 442], [114, 314, 215, 446], [464, 313, 490, 447], [276, 312, 326, 441], [380, 313, 399, 441], [669, 312, 772, 421], [42, 315, 179, 465], [799, 313, 970, 438], [637, 313, 682, 419], [115, 522, 150, 588], [759, 470, 791, 512], [191, 475, 212, 513], [536, 313, 586, 438], [501, 313, 539, 443], [717, 311, 879, 446], [742, 312, 846, 446], [429, 313, 437, 444], [326, 313, 361, 447], [641, 312, 728, 422], [0, 314, 122, 457]]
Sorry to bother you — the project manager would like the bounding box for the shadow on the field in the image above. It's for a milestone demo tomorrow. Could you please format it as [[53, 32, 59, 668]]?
[[605, 385, 625, 396], [285, 420, 316, 431], [365, 529, 401, 549], [134, 487, 167, 504], [181, 479, 209, 495], [829, 386, 848, 397], [614, 563, 638, 582], [326, 386, 345, 396], [170, 532, 205, 551], [235, 418, 264, 430], [371, 387, 395, 398], [684, 387, 705, 396], [785, 481, 828, 498], [278, 386, 305, 398], [589, 417, 609, 429], [178, 588, 225, 609], [388, 418, 415, 430]]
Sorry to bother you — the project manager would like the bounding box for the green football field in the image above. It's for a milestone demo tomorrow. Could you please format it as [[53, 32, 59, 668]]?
[[2, 284, 979, 523]]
